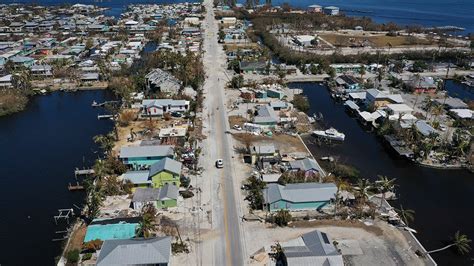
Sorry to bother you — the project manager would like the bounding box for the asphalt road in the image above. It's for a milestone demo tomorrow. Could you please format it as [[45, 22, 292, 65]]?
[[201, 0, 244, 265]]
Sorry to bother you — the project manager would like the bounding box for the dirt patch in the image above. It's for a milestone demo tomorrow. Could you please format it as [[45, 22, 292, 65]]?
[[291, 219, 383, 236], [232, 132, 307, 154], [228, 115, 248, 127], [319, 33, 434, 48], [66, 222, 87, 252]]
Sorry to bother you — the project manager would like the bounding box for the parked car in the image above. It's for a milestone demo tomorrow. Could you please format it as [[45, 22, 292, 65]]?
[[215, 159, 223, 168], [233, 124, 242, 131]]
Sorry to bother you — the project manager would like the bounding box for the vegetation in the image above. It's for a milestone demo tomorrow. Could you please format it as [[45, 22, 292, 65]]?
[[375, 175, 396, 211], [66, 249, 80, 264], [230, 75, 245, 88], [291, 94, 310, 112], [278, 170, 319, 184], [269, 242, 287, 265], [244, 175, 266, 210], [395, 205, 415, 226], [0, 89, 29, 116], [427, 231, 471, 255], [270, 209, 292, 226]]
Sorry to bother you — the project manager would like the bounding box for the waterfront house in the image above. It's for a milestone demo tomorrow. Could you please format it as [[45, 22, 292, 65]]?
[[253, 104, 279, 128], [140, 99, 190, 117], [449, 109, 473, 120], [405, 76, 437, 93], [335, 75, 361, 92], [266, 88, 285, 99], [386, 103, 413, 117], [365, 89, 404, 108], [145, 68, 181, 95], [323, 6, 340, 16], [279, 230, 343, 265], [434, 97, 468, 110], [97, 237, 171, 266], [308, 5, 322, 13], [148, 157, 182, 188], [263, 183, 337, 212], [84, 217, 140, 242], [119, 145, 174, 169], [30, 64, 53, 77], [122, 170, 151, 191], [0, 74, 13, 88], [132, 184, 178, 210], [415, 120, 437, 137], [269, 101, 291, 111], [288, 158, 324, 177]]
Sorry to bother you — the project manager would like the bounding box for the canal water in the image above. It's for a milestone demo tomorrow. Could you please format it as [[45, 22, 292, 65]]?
[[291, 81, 474, 265], [0, 90, 114, 265]]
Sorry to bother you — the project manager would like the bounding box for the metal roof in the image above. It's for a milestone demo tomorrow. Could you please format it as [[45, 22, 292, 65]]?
[[289, 158, 322, 172], [281, 230, 343, 266], [264, 183, 337, 204], [122, 171, 151, 185], [149, 157, 182, 177], [97, 237, 171, 266], [119, 145, 174, 159]]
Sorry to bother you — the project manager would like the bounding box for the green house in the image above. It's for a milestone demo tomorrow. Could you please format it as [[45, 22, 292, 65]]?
[[148, 157, 182, 188], [263, 183, 337, 212], [132, 185, 178, 210]]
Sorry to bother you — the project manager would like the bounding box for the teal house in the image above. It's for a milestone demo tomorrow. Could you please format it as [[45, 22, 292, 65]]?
[[263, 183, 337, 212], [119, 145, 174, 169]]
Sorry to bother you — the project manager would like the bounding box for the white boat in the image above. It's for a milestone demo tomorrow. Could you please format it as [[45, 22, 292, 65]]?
[[312, 128, 345, 141]]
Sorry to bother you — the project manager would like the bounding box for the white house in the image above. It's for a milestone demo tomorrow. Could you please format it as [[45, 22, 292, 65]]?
[[141, 99, 190, 117]]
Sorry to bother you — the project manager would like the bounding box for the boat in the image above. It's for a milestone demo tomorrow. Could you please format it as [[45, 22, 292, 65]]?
[[312, 128, 345, 141]]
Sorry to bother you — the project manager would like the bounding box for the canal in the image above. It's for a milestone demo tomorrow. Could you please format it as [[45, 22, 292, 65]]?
[[0, 90, 114, 265], [291, 81, 474, 266]]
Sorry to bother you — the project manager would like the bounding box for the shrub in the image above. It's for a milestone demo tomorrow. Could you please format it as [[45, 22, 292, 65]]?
[[82, 253, 93, 261], [291, 94, 310, 113], [66, 249, 80, 263]]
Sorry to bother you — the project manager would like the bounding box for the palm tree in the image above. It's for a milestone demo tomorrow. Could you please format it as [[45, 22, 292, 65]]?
[[375, 175, 396, 211], [428, 231, 471, 255], [93, 133, 115, 155], [354, 178, 372, 206], [359, 65, 366, 80], [333, 176, 351, 218], [136, 213, 154, 238], [395, 205, 415, 226]]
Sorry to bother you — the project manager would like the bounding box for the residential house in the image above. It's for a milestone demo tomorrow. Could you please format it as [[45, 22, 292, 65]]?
[[30, 64, 53, 77], [122, 170, 151, 191], [239, 60, 267, 74], [278, 230, 343, 266], [266, 88, 285, 99], [323, 6, 340, 16], [140, 99, 190, 117], [449, 109, 473, 120], [9, 22, 24, 33], [0, 74, 13, 88], [220, 17, 237, 27], [145, 68, 181, 95], [308, 5, 322, 13], [84, 217, 141, 242], [148, 157, 182, 188], [132, 184, 178, 210], [253, 104, 278, 128], [435, 97, 468, 110], [81, 72, 99, 82], [336, 75, 361, 92], [97, 237, 171, 266], [269, 101, 291, 111], [250, 144, 280, 165], [415, 120, 437, 137], [263, 183, 337, 212], [405, 76, 437, 93], [119, 145, 174, 169], [330, 63, 363, 73], [260, 173, 281, 183], [288, 158, 324, 177], [365, 88, 404, 108], [9, 56, 35, 68]]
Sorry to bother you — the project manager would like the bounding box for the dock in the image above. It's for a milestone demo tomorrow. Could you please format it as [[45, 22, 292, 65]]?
[[92, 100, 120, 107], [74, 168, 94, 177], [97, 114, 114, 120], [68, 182, 84, 191]]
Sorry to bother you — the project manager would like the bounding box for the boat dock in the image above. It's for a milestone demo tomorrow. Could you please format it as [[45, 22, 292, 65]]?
[[92, 100, 120, 107], [74, 168, 94, 177], [97, 114, 115, 120], [68, 182, 84, 191]]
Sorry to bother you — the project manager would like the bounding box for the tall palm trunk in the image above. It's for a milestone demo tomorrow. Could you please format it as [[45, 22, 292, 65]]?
[[427, 244, 455, 254]]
